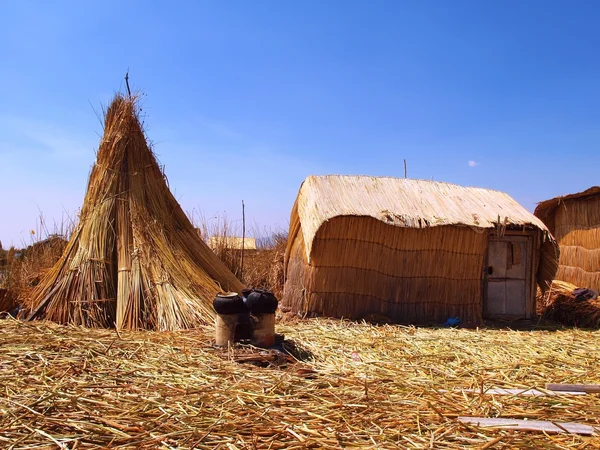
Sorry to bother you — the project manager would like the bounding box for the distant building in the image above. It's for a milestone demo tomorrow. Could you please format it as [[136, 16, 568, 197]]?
[[208, 236, 257, 251]]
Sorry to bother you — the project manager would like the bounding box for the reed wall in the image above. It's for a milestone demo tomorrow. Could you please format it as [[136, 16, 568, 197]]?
[[282, 216, 488, 324], [283, 229, 309, 314], [552, 196, 600, 290]]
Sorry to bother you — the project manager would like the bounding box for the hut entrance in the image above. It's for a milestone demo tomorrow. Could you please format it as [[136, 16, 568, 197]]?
[[484, 235, 531, 319]]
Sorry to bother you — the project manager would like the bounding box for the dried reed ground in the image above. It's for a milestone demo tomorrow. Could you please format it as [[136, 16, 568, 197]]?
[[1, 319, 599, 449]]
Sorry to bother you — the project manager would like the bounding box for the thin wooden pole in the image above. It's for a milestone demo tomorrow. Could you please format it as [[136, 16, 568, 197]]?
[[241, 200, 245, 282], [547, 384, 600, 393], [404, 159, 407, 178], [125, 71, 132, 98]]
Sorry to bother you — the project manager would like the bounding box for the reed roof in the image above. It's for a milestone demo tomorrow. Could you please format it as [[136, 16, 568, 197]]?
[[290, 175, 554, 263], [534, 186, 600, 225]]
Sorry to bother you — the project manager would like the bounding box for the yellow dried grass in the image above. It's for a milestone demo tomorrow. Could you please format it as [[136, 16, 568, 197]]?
[[1, 318, 599, 448]]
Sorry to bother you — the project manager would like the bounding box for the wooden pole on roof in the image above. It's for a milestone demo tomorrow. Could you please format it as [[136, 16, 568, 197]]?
[[125, 71, 132, 98]]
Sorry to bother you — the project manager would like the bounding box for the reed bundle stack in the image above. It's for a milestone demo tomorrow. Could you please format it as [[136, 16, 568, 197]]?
[[28, 94, 243, 330]]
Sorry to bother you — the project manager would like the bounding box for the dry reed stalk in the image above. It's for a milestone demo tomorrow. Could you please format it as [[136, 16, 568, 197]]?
[[1, 318, 599, 448], [28, 94, 243, 330], [116, 190, 133, 329]]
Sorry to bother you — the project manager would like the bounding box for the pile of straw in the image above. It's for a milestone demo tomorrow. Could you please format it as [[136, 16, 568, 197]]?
[[542, 280, 600, 328], [28, 94, 243, 330], [1, 236, 67, 315], [1, 318, 599, 448], [536, 280, 577, 313]]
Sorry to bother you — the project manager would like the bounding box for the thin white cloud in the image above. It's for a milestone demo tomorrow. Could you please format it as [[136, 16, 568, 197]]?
[[0, 114, 95, 161], [468, 160, 479, 167]]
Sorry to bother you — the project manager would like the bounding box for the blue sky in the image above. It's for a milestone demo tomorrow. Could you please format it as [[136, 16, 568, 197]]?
[[1, 1, 599, 246]]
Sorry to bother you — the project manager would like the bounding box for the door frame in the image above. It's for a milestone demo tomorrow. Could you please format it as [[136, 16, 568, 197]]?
[[483, 230, 537, 320]]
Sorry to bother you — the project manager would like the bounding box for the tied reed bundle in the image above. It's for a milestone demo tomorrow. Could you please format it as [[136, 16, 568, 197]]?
[[27, 94, 243, 330]]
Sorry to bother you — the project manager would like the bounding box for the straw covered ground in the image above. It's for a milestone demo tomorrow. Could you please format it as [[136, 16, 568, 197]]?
[[1, 318, 599, 449]]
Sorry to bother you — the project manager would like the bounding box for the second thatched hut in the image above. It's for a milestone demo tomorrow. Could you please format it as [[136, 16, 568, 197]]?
[[534, 186, 600, 291], [282, 175, 559, 325]]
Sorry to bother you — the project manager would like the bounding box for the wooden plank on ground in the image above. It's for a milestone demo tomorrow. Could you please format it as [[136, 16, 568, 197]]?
[[459, 417, 599, 436], [546, 383, 600, 393]]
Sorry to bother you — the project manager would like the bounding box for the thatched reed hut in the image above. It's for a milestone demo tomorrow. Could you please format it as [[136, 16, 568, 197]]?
[[28, 94, 243, 330], [534, 186, 600, 291], [282, 176, 559, 325]]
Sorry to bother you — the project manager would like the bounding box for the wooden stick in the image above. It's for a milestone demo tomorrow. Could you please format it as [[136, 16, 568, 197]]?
[[125, 71, 132, 98], [546, 383, 600, 393], [116, 156, 132, 330], [241, 200, 245, 282]]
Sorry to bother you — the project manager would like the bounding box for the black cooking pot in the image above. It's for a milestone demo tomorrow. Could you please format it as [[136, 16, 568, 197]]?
[[213, 292, 247, 315], [245, 289, 278, 314]]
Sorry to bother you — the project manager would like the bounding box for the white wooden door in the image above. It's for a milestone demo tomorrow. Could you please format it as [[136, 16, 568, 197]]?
[[484, 236, 530, 318]]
